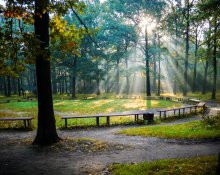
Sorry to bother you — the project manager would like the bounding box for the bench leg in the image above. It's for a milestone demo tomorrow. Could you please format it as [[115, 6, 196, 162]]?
[[159, 112, 161, 119], [179, 109, 180, 116], [174, 110, 176, 116], [27, 120, 31, 127], [65, 118, 67, 128], [96, 117, 99, 126], [195, 106, 197, 114], [23, 120, 27, 128], [164, 112, 166, 119], [106, 116, 110, 127], [183, 108, 185, 116]]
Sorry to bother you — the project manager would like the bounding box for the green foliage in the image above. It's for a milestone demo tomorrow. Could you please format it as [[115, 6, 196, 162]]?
[[109, 156, 218, 175], [0, 0, 86, 77], [202, 113, 220, 130]]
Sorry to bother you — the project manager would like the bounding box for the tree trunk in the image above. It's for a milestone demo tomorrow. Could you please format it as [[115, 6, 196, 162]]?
[[83, 80, 86, 94], [18, 78, 21, 96], [33, 0, 59, 145], [173, 11, 178, 95], [125, 42, 129, 95], [192, 27, 198, 92], [202, 60, 209, 94], [4, 77, 7, 97], [12, 78, 17, 95], [116, 57, 120, 94], [211, 17, 217, 100], [7, 76, 11, 97], [72, 76, 76, 98], [71, 58, 77, 98], [65, 76, 68, 94], [202, 25, 211, 95], [96, 78, 100, 95], [52, 66, 57, 94], [106, 64, 110, 93], [183, 0, 190, 96], [157, 34, 161, 96], [145, 26, 151, 96], [152, 33, 157, 94]]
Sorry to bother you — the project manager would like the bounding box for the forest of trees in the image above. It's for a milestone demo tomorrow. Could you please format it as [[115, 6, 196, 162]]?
[[0, 0, 219, 144], [0, 0, 219, 99]]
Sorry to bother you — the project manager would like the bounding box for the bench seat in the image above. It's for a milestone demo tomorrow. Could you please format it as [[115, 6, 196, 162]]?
[[157, 102, 206, 118], [0, 117, 33, 128], [61, 110, 150, 128]]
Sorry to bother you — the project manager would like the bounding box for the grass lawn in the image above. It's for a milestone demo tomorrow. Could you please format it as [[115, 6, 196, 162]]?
[[109, 156, 219, 175], [0, 96, 182, 129], [118, 120, 220, 139]]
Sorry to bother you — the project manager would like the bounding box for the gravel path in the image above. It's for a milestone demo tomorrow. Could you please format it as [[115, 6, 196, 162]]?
[[0, 118, 219, 175]]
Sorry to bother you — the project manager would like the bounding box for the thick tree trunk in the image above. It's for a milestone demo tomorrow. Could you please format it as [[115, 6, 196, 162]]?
[[33, 0, 59, 145], [183, 0, 190, 96], [145, 26, 151, 96]]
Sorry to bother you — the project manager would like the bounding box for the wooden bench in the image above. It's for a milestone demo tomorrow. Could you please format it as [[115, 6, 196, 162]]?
[[0, 117, 33, 128], [157, 102, 207, 119], [61, 110, 150, 128], [189, 98, 202, 104]]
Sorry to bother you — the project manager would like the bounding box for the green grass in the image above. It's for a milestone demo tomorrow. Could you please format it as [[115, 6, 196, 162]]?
[[0, 96, 182, 128], [180, 92, 220, 102], [109, 156, 219, 175], [118, 120, 220, 139]]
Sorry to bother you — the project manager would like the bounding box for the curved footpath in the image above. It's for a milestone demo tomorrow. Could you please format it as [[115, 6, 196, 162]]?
[[0, 117, 219, 175]]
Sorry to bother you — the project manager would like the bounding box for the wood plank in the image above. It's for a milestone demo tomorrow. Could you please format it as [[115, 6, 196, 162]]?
[[0, 117, 33, 121]]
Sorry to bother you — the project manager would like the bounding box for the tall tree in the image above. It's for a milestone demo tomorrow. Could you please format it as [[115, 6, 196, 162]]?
[[145, 26, 151, 96], [183, 0, 190, 96], [33, 0, 59, 145]]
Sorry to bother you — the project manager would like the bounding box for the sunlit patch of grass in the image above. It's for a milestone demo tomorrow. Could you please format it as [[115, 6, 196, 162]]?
[[118, 120, 220, 139], [0, 96, 183, 128], [109, 156, 218, 175]]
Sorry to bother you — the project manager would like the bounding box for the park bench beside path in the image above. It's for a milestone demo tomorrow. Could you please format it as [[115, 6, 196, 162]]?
[[61, 110, 152, 128], [61, 102, 206, 128], [0, 117, 33, 128], [157, 102, 207, 119]]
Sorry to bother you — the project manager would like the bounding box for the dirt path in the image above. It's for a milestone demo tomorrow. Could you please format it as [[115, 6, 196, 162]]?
[[0, 118, 219, 175]]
